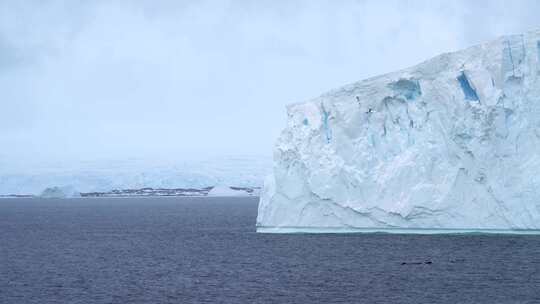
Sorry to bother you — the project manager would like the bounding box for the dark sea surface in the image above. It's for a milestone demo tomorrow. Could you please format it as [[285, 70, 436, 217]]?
[[1, 197, 540, 304]]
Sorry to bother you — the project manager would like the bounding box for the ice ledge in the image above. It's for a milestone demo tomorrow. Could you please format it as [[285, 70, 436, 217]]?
[[257, 226, 540, 235]]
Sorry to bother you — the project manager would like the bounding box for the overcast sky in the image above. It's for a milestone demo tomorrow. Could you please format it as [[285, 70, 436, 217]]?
[[1, 0, 540, 164]]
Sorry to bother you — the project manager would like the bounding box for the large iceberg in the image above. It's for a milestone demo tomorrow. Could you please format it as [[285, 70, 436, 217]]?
[[257, 30, 540, 234]]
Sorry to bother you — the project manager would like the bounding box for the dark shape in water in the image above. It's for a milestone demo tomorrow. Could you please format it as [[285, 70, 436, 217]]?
[[401, 260, 432, 265]]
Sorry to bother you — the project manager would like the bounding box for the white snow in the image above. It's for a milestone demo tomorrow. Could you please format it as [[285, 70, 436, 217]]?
[[257, 29, 540, 233], [207, 186, 250, 197]]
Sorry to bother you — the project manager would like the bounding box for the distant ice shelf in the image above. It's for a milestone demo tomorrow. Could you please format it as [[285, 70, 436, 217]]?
[[257, 29, 540, 233], [0, 156, 270, 198], [0, 186, 261, 199], [81, 186, 260, 198]]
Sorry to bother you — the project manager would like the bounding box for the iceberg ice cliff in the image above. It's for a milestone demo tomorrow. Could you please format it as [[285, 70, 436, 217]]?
[[257, 30, 540, 233]]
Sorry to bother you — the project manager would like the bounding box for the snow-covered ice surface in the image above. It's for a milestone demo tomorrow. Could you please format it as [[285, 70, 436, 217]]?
[[208, 185, 251, 197], [0, 156, 270, 197], [257, 30, 540, 234]]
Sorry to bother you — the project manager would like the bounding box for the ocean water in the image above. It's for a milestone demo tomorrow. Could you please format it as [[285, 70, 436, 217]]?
[[1, 197, 540, 304]]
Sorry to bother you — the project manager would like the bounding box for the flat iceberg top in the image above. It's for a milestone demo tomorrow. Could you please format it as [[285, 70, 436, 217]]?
[[258, 29, 540, 233]]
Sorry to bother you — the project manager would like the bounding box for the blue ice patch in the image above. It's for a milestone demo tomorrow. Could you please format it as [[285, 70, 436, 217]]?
[[303, 118, 309, 126], [390, 79, 422, 100], [321, 106, 332, 143], [537, 41, 540, 62], [457, 72, 479, 101]]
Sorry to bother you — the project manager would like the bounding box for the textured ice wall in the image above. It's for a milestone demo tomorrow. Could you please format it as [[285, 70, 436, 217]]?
[[257, 30, 540, 233]]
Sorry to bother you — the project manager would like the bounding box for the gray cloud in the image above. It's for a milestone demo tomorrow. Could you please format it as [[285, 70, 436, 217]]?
[[1, 0, 539, 164]]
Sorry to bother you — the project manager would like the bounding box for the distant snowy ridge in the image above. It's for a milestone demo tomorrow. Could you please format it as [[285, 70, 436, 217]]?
[[207, 185, 260, 197], [80, 185, 260, 198], [258, 29, 540, 233], [0, 156, 270, 197], [1, 185, 261, 198]]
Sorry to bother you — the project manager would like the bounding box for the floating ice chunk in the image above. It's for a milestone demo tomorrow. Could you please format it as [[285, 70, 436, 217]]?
[[40, 186, 80, 198]]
